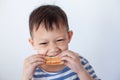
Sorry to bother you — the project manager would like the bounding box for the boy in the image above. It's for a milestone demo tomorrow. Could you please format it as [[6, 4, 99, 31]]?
[[22, 5, 100, 80]]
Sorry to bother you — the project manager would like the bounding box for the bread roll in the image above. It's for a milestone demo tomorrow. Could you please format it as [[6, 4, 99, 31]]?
[[45, 56, 64, 65]]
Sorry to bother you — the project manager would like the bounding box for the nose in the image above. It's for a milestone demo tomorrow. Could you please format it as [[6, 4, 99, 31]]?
[[47, 43, 61, 56]]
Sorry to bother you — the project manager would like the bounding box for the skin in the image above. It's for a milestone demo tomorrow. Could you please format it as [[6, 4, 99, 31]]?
[[22, 23, 94, 80]]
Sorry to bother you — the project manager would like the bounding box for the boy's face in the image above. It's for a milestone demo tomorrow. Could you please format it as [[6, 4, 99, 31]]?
[[29, 23, 73, 57]]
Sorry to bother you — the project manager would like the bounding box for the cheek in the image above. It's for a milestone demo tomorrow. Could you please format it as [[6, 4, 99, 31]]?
[[59, 43, 69, 51], [35, 47, 47, 54]]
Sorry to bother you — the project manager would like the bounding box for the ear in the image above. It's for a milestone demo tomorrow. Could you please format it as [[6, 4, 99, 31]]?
[[28, 38, 35, 49], [68, 31, 73, 43]]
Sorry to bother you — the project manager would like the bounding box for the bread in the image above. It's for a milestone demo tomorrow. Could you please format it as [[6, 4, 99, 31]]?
[[45, 56, 64, 65]]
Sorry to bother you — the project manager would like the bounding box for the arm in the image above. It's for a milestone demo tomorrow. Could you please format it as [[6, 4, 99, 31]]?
[[77, 68, 94, 80], [78, 56, 101, 80], [59, 50, 100, 80]]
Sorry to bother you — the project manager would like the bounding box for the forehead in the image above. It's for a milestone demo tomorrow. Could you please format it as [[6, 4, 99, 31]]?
[[34, 22, 67, 32], [32, 23, 68, 38], [35, 22, 67, 31]]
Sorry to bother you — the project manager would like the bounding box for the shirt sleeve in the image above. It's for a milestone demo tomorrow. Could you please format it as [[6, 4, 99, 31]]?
[[80, 56, 101, 80]]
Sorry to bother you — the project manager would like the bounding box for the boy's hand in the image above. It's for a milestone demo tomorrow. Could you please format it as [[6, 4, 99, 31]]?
[[59, 50, 84, 74], [22, 54, 45, 80]]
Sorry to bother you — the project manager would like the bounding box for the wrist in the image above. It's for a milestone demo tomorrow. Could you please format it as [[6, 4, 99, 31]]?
[[77, 67, 85, 75], [22, 76, 31, 80], [77, 68, 94, 80]]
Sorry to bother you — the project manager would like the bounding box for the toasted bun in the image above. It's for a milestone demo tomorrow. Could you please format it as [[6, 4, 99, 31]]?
[[45, 56, 64, 65]]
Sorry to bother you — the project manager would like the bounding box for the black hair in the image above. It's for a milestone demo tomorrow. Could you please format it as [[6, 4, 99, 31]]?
[[29, 5, 69, 37]]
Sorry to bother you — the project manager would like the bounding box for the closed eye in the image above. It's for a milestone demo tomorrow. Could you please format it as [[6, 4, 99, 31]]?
[[57, 39, 65, 42], [39, 42, 47, 45]]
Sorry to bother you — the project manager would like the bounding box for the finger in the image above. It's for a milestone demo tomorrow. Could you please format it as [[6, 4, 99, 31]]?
[[31, 61, 44, 68], [26, 54, 45, 62], [59, 50, 79, 59], [59, 50, 73, 58], [30, 54, 45, 59], [62, 57, 76, 70], [30, 57, 45, 64], [58, 50, 70, 57], [64, 61, 73, 69], [24, 56, 45, 66], [61, 56, 75, 64]]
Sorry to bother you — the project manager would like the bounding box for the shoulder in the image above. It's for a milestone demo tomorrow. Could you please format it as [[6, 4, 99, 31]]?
[[79, 56, 89, 65], [79, 56, 93, 71], [79, 56, 93, 72], [79, 56, 101, 80]]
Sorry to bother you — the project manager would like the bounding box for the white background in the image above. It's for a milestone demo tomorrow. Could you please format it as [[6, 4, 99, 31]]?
[[0, 0, 120, 80]]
